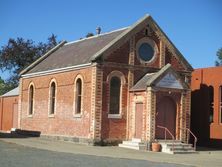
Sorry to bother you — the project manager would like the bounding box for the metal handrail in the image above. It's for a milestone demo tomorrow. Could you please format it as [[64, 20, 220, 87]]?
[[157, 125, 175, 152], [180, 128, 197, 151]]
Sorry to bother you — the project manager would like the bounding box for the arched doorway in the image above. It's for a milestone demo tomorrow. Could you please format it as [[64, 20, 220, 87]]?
[[155, 96, 176, 139]]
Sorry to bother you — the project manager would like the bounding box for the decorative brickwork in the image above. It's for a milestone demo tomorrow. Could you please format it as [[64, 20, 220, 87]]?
[[126, 37, 135, 139], [159, 40, 165, 68], [94, 66, 103, 140], [90, 66, 96, 139], [146, 87, 156, 141], [180, 92, 187, 142]]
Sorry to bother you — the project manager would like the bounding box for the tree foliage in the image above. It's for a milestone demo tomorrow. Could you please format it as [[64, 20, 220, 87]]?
[[0, 34, 59, 92], [215, 47, 222, 66], [0, 77, 12, 95]]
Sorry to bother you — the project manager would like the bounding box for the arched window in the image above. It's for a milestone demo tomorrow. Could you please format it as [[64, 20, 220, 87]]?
[[109, 76, 121, 114], [49, 82, 56, 115], [220, 86, 222, 123], [28, 85, 34, 115], [75, 78, 82, 114], [209, 86, 214, 123]]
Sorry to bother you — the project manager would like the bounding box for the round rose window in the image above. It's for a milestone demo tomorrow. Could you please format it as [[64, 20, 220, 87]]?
[[138, 43, 154, 62]]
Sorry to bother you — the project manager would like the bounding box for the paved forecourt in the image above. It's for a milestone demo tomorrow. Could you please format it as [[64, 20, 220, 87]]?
[[0, 136, 222, 167]]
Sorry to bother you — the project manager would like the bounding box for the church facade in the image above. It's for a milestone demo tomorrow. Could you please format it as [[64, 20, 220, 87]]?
[[18, 15, 193, 145]]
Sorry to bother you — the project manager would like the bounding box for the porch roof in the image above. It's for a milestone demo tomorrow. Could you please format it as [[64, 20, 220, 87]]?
[[130, 64, 189, 91], [130, 73, 156, 91]]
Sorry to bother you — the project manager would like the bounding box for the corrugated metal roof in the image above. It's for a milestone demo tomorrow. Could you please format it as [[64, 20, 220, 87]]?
[[1, 87, 19, 97]]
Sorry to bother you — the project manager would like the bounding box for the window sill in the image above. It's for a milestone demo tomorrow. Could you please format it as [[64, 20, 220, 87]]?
[[28, 115, 33, 118], [74, 114, 82, 118], [48, 114, 55, 118], [108, 114, 122, 119]]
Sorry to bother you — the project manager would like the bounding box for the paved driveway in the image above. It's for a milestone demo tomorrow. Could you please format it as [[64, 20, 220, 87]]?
[[0, 140, 187, 167]]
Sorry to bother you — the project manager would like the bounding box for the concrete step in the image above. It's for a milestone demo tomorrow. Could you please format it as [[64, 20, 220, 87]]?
[[132, 138, 141, 142], [157, 140, 182, 143], [158, 141, 197, 154], [162, 143, 193, 148], [118, 144, 140, 150], [119, 139, 146, 150], [122, 141, 141, 146]]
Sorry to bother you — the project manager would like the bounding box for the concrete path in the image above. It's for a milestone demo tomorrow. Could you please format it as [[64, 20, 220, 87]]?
[[1, 137, 222, 167]]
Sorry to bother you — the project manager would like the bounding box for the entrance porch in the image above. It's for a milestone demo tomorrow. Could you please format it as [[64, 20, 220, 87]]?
[[119, 64, 197, 153]]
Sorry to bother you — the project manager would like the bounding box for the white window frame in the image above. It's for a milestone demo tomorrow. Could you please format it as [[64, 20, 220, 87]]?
[[73, 74, 84, 118], [48, 79, 57, 117], [28, 82, 35, 117]]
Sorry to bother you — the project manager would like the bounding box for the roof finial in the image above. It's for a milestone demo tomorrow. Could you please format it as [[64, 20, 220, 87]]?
[[96, 27, 101, 35]]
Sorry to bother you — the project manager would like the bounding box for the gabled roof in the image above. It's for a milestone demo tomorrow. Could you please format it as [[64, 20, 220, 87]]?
[[21, 14, 192, 76], [91, 14, 193, 71], [131, 64, 189, 91], [1, 87, 19, 97], [23, 28, 127, 74]]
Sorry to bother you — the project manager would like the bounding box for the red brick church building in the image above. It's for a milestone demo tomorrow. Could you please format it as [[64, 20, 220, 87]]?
[[18, 15, 193, 146]]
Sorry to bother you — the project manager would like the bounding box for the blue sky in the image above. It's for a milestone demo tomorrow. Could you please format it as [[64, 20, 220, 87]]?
[[0, 0, 222, 80]]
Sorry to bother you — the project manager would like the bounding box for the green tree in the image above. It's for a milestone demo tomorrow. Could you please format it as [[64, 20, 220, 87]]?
[[215, 47, 222, 66], [0, 77, 11, 95], [0, 34, 59, 90]]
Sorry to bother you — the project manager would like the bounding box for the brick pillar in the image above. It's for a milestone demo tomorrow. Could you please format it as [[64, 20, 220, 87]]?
[[159, 40, 165, 68], [146, 87, 156, 142], [126, 36, 135, 139], [18, 78, 23, 129], [185, 90, 191, 142], [90, 65, 103, 143], [185, 90, 191, 129], [180, 91, 187, 142]]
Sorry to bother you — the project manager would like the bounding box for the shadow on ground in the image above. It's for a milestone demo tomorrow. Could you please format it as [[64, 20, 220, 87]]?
[[0, 130, 40, 138], [197, 146, 222, 152]]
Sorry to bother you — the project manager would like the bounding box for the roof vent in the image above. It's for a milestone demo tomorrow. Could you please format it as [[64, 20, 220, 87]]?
[[96, 27, 101, 35]]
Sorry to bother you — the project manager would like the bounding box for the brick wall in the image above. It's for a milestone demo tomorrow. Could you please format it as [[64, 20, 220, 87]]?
[[191, 67, 222, 146], [20, 67, 93, 138], [101, 65, 128, 141]]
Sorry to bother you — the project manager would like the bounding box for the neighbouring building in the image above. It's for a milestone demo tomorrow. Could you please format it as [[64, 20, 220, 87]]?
[[0, 87, 19, 131], [191, 66, 222, 147], [18, 15, 193, 145]]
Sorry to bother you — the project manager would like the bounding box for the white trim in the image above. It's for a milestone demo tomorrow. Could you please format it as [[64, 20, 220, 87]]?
[[21, 63, 92, 78], [48, 79, 57, 117], [73, 74, 84, 116], [108, 114, 122, 119], [107, 71, 126, 117], [27, 82, 35, 117], [73, 114, 82, 118], [65, 27, 129, 46]]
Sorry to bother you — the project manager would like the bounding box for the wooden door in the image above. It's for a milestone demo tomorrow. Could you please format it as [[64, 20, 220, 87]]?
[[156, 96, 176, 139], [135, 103, 143, 139]]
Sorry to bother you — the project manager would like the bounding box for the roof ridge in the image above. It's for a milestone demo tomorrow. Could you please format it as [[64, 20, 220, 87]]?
[[65, 27, 129, 46]]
